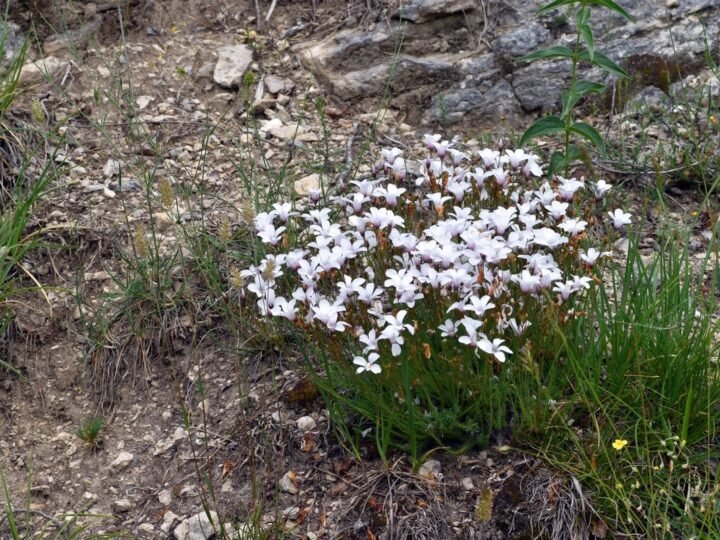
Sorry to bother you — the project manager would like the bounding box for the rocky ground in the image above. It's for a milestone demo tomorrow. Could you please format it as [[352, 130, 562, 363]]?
[[1, 1, 719, 539]]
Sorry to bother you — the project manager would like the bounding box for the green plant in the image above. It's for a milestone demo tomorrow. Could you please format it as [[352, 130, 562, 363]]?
[[0, 21, 57, 377], [518, 0, 635, 176], [539, 239, 720, 536], [240, 137, 631, 465], [75, 417, 104, 448]]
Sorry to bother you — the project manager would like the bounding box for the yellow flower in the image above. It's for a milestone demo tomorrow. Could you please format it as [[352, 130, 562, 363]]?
[[612, 439, 629, 451]]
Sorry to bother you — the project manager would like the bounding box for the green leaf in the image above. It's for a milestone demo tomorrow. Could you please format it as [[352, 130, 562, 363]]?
[[579, 23, 594, 62], [561, 81, 605, 119], [537, 0, 578, 16], [560, 89, 572, 120], [589, 0, 635, 22], [518, 116, 566, 147], [548, 151, 567, 176], [577, 6, 592, 25], [575, 80, 606, 95], [579, 50, 630, 78], [517, 46, 574, 63], [570, 121, 606, 155]]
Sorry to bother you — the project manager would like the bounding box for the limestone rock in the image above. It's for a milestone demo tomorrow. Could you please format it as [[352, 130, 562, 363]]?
[[492, 22, 550, 58], [0, 21, 25, 72], [419, 459, 443, 481], [112, 498, 132, 513], [173, 511, 219, 540], [296, 416, 317, 432], [213, 45, 253, 89], [110, 451, 133, 471], [19, 57, 68, 86], [279, 471, 299, 494], [264, 74, 289, 94], [296, 0, 720, 126], [394, 0, 476, 23], [294, 174, 321, 197]]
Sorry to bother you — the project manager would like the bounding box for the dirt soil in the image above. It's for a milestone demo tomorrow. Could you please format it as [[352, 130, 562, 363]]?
[[0, 1, 713, 539]]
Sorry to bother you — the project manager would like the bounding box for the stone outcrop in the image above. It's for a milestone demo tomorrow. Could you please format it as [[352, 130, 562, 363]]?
[[296, 0, 720, 127]]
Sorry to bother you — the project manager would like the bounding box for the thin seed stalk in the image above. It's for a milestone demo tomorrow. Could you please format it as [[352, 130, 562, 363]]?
[[564, 2, 586, 177]]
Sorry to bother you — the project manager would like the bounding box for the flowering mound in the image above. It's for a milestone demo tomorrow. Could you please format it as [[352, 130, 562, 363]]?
[[241, 135, 632, 450]]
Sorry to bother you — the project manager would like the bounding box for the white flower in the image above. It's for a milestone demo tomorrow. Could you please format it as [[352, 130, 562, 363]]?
[[257, 224, 286, 245], [522, 153, 543, 177], [384, 268, 417, 295], [350, 178, 378, 197], [254, 211, 275, 231], [592, 180, 612, 199], [478, 148, 500, 168], [439, 268, 474, 290], [365, 207, 404, 229], [359, 329, 382, 353], [532, 228, 568, 249], [545, 200, 569, 220], [513, 270, 540, 294], [303, 208, 332, 224], [485, 167, 509, 188], [270, 296, 297, 321], [489, 206, 517, 235], [392, 157, 408, 181], [308, 189, 322, 203], [344, 192, 369, 214], [382, 310, 415, 335], [446, 180, 471, 202], [558, 218, 587, 235], [374, 183, 406, 207], [458, 317, 484, 348], [438, 319, 457, 337], [382, 147, 403, 164], [311, 299, 348, 331], [553, 279, 575, 301], [337, 275, 366, 303], [285, 249, 307, 270], [477, 337, 513, 363], [539, 267, 563, 289], [580, 247, 606, 266], [425, 192, 452, 213], [380, 324, 406, 356], [354, 352, 381, 374], [271, 202, 296, 222], [557, 177, 584, 201], [448, 148, 470, 165], [608, 209, 632, 229], [504, 148, 529, 168], [466, 295, 495, 318], [570, 275, 593, 292], [424, 133, 442, 150], [508, 319, 531, 336], [389, 229, 418, 252], [432, 139, 453, 157], [256, 288, 276, 316], [357, 282, 384, 304]]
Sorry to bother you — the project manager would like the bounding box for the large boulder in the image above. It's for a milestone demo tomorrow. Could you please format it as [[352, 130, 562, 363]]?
[[296, 0, 720, 129]]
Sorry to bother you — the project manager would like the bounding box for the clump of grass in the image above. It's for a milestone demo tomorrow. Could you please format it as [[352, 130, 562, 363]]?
[[75, 417, 104, 448], [541, 239, 720, 537], [0, 15, 57, 378]]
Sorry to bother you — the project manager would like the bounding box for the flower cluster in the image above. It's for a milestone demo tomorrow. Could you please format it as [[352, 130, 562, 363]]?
[[242, 136, 630, 375]]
